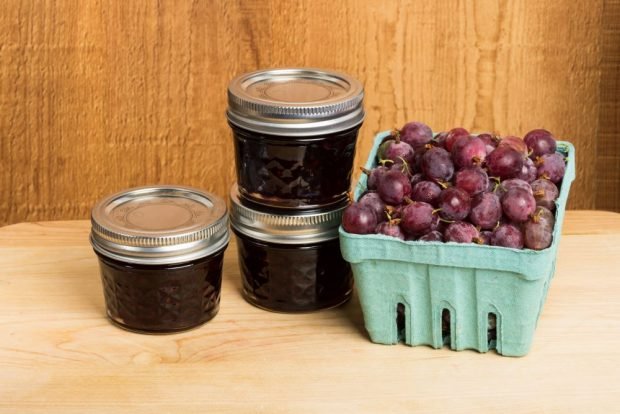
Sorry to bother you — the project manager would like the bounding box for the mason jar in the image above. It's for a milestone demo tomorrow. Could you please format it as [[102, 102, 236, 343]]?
[[227, 67, 364, 210], [229, 185, 352, 312], [90, 185, 229, 333]]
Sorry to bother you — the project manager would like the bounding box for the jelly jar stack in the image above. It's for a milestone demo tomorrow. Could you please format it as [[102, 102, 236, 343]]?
[[226, 68, 365, 312]]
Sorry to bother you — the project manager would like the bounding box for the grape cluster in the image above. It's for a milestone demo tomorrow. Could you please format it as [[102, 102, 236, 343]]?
[[342, 123, 567, 250]]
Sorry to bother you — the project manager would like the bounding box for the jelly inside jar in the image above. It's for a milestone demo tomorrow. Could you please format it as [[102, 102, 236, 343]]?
[[234, 231, 353, 312], [95, 249, 225, 333], [231, 124, 360, 209]]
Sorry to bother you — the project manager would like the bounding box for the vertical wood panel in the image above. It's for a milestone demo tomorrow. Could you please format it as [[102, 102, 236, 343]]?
[[597, 0, 620, 211], [0, 0, 610, 226]]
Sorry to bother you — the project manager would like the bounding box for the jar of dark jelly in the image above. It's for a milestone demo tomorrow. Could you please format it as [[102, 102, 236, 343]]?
[[229, 185, 352, 312], [227, 68, 364, 210], [90, 186, 229, 333]]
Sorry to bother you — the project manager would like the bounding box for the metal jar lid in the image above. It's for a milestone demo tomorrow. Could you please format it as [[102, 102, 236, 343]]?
[[226, 67, 364, 137], [229, 185, 346, 244], [90, 185, 229, 265]]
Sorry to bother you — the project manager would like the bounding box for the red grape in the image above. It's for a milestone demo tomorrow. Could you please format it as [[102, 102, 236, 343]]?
[[524, 219, 552, 250], [536, 153, 566, 183], [362, 166, 389, 191], [516, 157, 537, 183], [477, 133, 498, 154], [358, 191, 387, 222], [377, 170, 412, 204], [469, 192, 502, 230], [438, 187, 471, 221], [531, 206, 555, 230], [455, 166, 489, 196], [421, 147, 455, 182], [444, 221, 479, 243], [452, 136, 487, 168], [491, 223, 524, 248], [498, 135, 528, 156], [412, 180, 442, 206], [498, 178, 533, 198], [501, 187, 536, 222], [383, 139, 415, 166], [400, 121, 433, 148], [376, 220, 406, 240], [342, 203, 377, 234], [486, 146, 525, 180], [445, 128, 470, 152], [524, 129, 556, 159], [531, 179, 559, 211], [400, 201, 437, 236]]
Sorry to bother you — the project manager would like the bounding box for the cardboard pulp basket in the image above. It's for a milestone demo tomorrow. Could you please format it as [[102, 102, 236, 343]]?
[[339, 131, 576, 357]]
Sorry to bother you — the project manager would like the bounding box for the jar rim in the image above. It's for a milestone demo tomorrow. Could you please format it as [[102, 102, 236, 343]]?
[[229, 184, 347, 245]]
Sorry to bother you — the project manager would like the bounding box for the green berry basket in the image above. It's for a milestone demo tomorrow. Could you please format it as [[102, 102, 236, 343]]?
[[339, 131, 576, 357]]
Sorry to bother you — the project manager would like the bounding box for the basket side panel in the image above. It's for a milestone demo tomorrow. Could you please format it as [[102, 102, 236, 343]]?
[[474, 269, 549, 356], [352, 261, 398, 345], [352, 260, 435, 346], [354, 260, 551, 356]]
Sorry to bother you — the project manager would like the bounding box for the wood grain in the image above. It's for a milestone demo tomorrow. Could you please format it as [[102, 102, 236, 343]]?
[[597, 0, 620, 211], [0, 216, 619, 413], [0, 0, 611, 227]]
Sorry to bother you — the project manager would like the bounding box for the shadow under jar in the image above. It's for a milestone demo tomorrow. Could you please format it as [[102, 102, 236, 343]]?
[[229, 185, 352, 312], [90, 186, 229, 334], [227, 68, 365, 210]]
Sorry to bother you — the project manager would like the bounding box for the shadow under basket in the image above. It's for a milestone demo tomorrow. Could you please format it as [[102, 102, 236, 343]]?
[[339, 132, 576, 357]]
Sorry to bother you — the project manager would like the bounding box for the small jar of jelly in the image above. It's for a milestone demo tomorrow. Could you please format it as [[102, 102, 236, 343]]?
[[90, 186, 229, 333], [227, 68, 364, 210], [229, 185, 352, 312]]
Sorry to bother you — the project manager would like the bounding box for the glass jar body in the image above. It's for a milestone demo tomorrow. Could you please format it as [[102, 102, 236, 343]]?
[[94, 247, 226, 333], [233, 230, 352, 312], [231, 124, 360, 210]]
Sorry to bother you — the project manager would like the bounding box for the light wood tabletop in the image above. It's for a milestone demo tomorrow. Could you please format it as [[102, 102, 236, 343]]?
[[1, 210, 619, 413]]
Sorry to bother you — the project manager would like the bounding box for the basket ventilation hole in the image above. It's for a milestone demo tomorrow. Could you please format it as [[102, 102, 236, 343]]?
[[488, 313, 497, 350], [442, 309, 451, 347], [396, 303, 406, 344]]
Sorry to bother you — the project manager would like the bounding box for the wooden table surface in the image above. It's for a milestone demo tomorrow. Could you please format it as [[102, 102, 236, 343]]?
[[1, 211, 619, 413]]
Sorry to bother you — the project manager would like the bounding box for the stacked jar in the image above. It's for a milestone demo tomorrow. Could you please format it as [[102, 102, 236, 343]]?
[[227, 68, 365, 312]]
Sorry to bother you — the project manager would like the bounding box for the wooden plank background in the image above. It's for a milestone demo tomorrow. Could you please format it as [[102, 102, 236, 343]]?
[[598, 0, 620, 211], [0, 0, 615, 226]]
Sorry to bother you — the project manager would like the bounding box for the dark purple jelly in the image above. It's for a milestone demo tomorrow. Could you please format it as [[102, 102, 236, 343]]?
[[234, 231, 352, 313], [95, 249, 225, 333], [231, 124, 359, 209]]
